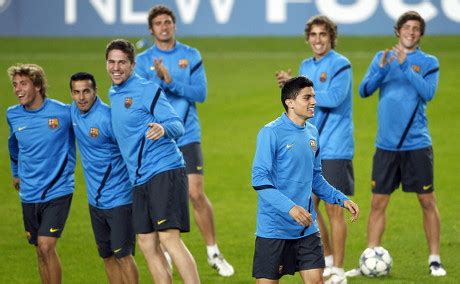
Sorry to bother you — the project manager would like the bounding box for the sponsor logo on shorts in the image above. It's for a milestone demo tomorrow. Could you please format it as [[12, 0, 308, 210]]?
[[48, 118, 59, 129], [286, 143, 294, 149], [196, 166, 203, 171], [157, 219, 167, 225], [309, 139, 317, 152], [178, 59, 189, 68], [423, 184, 432, 191], [319, 72, 327, 82], [113, 248, 123, 253], [124, 97, 133, 108], [49, 227, 60, 233]]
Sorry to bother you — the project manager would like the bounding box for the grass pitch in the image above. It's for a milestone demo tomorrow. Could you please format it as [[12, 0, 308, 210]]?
[[0, 36, 459, 283]]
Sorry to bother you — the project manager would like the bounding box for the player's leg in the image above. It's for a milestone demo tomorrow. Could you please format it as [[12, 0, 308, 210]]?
[[36, 236, 61, 284], [297, 233, 325, 284], [256, 279, 279, 284], [137, 232, 172, 283], [35, 246, 49, 283], [158, 229, 200, 284], [108, 204, 139, 283], [102, 256, 123, 284], [132, 182, 172, 283], [36, 194, 73, 284], [367, 149, 399, 247], [402, 147, 445, 276], [180, 142, 234, 276]]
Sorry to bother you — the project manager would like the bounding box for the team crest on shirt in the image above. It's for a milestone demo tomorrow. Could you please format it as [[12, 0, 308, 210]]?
[[124, 97, 133, 108], [178, 59, 189, 68], [309, 139, 317, 152], [90, 127, 99, 138], [319, 72, 327, 82], [48, 118, 59, 129], [411, 64, 421, 73]]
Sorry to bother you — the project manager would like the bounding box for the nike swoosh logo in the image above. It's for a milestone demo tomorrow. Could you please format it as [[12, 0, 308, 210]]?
[[286, 144, 294, 149], [196, 166, 203, 171], [18, 126, 27, 131], [49, 228, 60, 233], [113, 248, 122, 253], [423, 184, 433, 190], [157, 219, 167, 225]]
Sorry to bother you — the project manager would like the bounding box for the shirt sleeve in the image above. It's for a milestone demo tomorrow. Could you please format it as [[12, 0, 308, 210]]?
[[359, 51, 389, 98], [162, 48, 207, 103], [315, 60, 352, 108], [7, 117, 19, 177], [135, 55, 151, 80], [252, 127, 296, 214], [399, 56, 439, 102]]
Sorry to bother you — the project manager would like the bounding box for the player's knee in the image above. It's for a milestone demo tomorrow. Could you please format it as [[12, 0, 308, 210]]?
[[418, 194, 437, 211], [189, 187, 205, 204], [37, 241, 55, 257], [136, 235, 154, 251]]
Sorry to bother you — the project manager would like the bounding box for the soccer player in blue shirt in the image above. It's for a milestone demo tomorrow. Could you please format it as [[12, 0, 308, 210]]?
[[275, 15, 354, 283], [7, 63, 75, 284], [69, 72, 139, 283], [356, 11, 446, 277], [134, 5, 234, 277], [251, 76, 359, 283], [105, 38, 200, 284]]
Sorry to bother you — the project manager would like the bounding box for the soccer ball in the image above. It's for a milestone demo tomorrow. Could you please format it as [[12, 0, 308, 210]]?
[[359, 247, 392, 277]]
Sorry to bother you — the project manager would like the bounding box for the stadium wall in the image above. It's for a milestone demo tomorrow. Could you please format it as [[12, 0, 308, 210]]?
[[1, 0, 459, 36]]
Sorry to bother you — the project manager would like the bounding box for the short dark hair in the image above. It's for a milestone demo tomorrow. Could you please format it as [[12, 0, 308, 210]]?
[[69, 72, 96, 91], [305, 15, 338, 49], [105, 39, 135, 63], [394, 11, 425, 36], [281, 76, 314, 111], [7, 63, 48, 98], [148, 5, 176, 29]]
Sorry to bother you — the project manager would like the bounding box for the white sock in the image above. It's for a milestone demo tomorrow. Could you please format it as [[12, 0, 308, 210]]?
[[207, 244, 220, 258], [332, 267, 345, 276], [324, 255, 333, 268], [429, 255, 441, 264]]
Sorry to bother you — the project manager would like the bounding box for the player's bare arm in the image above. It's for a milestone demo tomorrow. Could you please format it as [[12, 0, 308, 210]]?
[[146, 123, 165, 140], [275, 69, 292, 88], [343, 200, 359, 222], [289, 205, 313, 227]]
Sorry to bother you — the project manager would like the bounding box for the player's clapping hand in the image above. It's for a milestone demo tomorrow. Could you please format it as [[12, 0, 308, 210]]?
[[379, 49, 390, 68], [153, 58, 172, 83], [289, 205, 313, 227], [343, 200, 360, 222], [146, 123, 165, 140], [391, 44, 407, 64], [275, 69, 292, 88]]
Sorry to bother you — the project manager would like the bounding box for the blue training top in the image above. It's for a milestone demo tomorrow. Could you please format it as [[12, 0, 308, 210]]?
[[252, 113, 349, 239], [7, 98, 76, 203], [135, 41, 207, 147], [359, 47, 439, 151], [299, 50, 354, 160], [71, 97, 132, 209], [108, 73, 185, 186]]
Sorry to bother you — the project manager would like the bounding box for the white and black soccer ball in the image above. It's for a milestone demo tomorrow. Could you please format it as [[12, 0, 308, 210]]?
[[359, 246, 393, 277]]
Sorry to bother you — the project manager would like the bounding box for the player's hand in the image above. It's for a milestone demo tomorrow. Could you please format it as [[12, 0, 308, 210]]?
[[146, 123, 165, 140], [343, 200, 359, 222], [13, 177, 20, 192], [391, 44, 407, 64], [275, 69, 292, 88], [379, 49, 390, 68], [289, 205, 313, 227], [153, 58, 165, 80]]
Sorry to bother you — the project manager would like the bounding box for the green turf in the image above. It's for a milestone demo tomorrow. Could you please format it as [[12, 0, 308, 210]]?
[[1, 36, 459, 283]]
